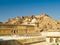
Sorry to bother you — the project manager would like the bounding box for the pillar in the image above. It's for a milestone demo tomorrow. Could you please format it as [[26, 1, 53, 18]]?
[[53, 38, 56, 43], [58, 38, 60, 43], [46, 38, 50, 43]]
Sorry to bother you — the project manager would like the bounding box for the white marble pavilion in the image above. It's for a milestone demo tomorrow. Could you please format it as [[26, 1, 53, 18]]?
[[41, 32, 60, 45]]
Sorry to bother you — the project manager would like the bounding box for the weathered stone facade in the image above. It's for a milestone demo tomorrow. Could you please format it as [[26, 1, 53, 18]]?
[[0, 24, 39, 36]]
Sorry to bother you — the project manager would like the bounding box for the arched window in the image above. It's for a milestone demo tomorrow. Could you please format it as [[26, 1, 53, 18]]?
[[12, 29, 18, 34]]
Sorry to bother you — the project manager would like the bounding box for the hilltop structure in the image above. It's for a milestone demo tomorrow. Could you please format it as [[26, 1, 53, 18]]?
[[0, 14, 60, 35]]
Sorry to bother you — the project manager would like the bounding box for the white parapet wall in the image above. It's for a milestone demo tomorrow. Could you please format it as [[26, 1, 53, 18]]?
[[0, 35, 44, 41], [41, 32, 60, 37]]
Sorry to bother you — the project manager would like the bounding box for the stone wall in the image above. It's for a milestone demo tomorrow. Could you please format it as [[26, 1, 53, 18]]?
[[0, 24, 38, 36]]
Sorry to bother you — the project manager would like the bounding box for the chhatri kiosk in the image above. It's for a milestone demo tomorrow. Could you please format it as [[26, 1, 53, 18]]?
[[41, 30, 60, 45]]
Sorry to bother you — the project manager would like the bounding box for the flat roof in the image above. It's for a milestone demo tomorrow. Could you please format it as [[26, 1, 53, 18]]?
[[47, 36, 60, 38], [0, 24, 35, 26], [41, 32, 60, 36]]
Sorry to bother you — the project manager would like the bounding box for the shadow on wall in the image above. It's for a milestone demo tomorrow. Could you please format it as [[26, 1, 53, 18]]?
[[0, 40, 22, 45]]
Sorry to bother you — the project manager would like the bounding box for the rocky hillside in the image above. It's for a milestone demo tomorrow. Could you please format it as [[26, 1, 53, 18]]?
[[2, 14, 60, 31], [36, 14, 60, 31]]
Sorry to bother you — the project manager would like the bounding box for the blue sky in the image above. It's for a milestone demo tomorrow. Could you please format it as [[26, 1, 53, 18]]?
[[0, 0, 60, 22]]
